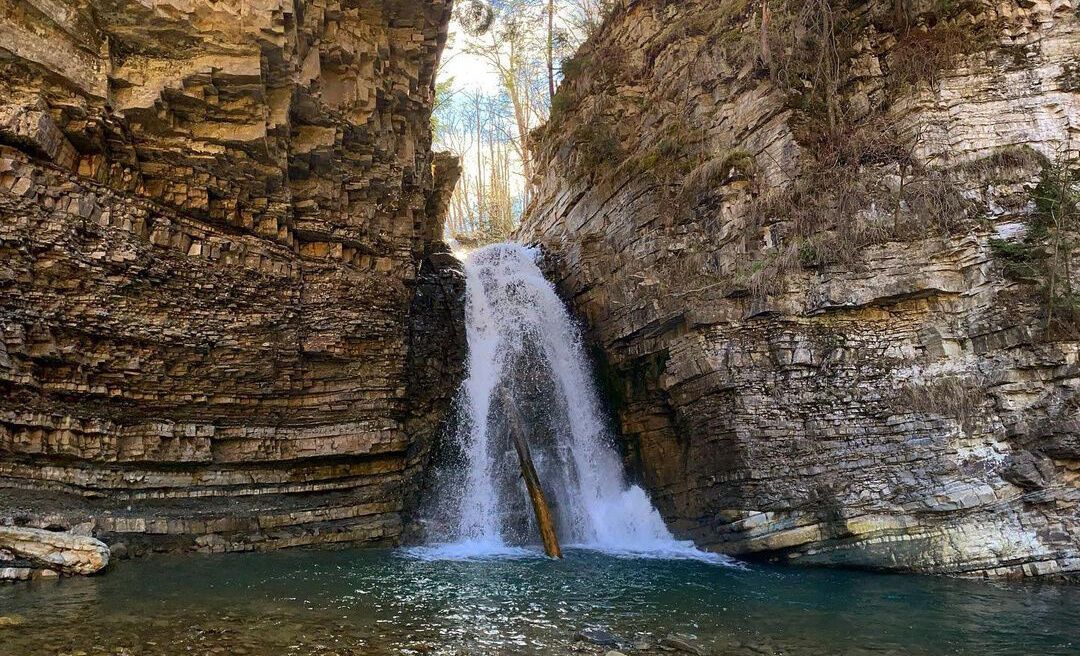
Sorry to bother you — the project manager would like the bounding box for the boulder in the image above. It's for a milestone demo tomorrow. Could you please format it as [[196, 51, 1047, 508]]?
[[0, 567, 32, 581], [1002, 450, 1056, 491], [0, 526, 109, 575], [575, 627, 621, 647], [660, 634, 705, 655]]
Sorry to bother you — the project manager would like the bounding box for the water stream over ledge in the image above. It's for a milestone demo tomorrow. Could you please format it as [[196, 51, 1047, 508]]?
[[2, 548, 1079, 655], [419, 243, 714, 561]]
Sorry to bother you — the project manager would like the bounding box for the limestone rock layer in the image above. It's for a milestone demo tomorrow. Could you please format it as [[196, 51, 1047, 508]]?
[[521, 0, 1080, 577], [0, 525, 109, 576], [0, 0, 465, 554]]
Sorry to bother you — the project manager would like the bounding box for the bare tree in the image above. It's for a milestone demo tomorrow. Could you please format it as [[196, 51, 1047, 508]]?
[[563, 0, 615, 42], [435, 0, 617, 244], [434, 87, 519, 243], [547, 0, 557, 103]]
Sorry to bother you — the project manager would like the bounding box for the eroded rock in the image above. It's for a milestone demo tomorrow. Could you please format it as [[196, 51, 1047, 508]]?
[[0, 568, 32, 582], [0, 526, 108, 575]]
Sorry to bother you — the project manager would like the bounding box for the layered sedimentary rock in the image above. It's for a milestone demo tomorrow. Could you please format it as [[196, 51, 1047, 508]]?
[[0, 526, 109, 577], [522, 0, 1080, 576], [0, 0, 464, 554]]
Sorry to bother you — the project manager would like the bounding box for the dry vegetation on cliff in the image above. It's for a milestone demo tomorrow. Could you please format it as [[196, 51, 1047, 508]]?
[[738, 0, 1010, 294], [522, 0, 1080, 577], [546, 0, 1064, 304]]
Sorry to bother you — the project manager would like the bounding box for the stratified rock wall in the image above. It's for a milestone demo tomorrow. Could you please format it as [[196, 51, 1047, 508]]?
[[0, 0, 465, 554], [521, 0, 1080, 576]]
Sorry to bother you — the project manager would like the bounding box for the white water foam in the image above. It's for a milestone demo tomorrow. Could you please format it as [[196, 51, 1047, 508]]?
[[403, 541, 538, 561], [420, 243, 733, 565]]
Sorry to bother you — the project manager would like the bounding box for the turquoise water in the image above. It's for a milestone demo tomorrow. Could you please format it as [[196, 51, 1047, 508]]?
[[1, 548, 1078, 655]]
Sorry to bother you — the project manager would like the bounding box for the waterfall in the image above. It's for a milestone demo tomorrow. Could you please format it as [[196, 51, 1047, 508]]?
[[417, 243, 718, 560]]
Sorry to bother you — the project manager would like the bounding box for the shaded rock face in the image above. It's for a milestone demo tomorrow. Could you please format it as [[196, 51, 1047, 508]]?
[[521, 0, 1080, 576], [0, 0, 465, 553]]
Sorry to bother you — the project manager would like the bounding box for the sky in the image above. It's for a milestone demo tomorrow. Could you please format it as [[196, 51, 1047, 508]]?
[[440, 28, 501, 94]]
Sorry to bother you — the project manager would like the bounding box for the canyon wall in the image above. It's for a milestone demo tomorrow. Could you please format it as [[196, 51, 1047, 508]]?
[[522, 0, 1080, 576], [0, 0, 464, 555]]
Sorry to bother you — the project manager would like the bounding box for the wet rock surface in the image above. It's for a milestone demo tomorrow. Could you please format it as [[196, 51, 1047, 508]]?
[[659, 634, 706, 655], [0, 1, 464, 553], [576, 627, 624, 647], [520, 0, 1080, 576]]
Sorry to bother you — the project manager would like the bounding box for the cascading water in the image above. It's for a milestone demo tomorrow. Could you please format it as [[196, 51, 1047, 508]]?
[[417, 243, 723, 561]]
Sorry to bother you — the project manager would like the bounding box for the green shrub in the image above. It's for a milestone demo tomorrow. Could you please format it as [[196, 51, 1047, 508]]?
[[989, 158, 1080, 335], [561, 54, 590, 82], [550, 92, 574, 123], [989, 238, 1042, 280], [574, 121, 622, 174]]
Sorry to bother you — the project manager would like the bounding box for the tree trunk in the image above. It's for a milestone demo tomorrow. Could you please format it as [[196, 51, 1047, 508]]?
[[500, 389, 563, 559], [894, 0, 910, 32], [547, 0, 557, 103], [759, 2, 772, 68], [474, 94, 485, 228]]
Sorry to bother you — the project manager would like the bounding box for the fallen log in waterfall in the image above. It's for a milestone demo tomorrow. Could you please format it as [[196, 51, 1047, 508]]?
[[500, 389, 563, 559]]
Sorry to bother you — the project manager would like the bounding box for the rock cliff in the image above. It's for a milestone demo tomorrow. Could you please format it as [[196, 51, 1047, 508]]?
[[0, 0, 465, 555], [522, 0, 1080, 576]]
